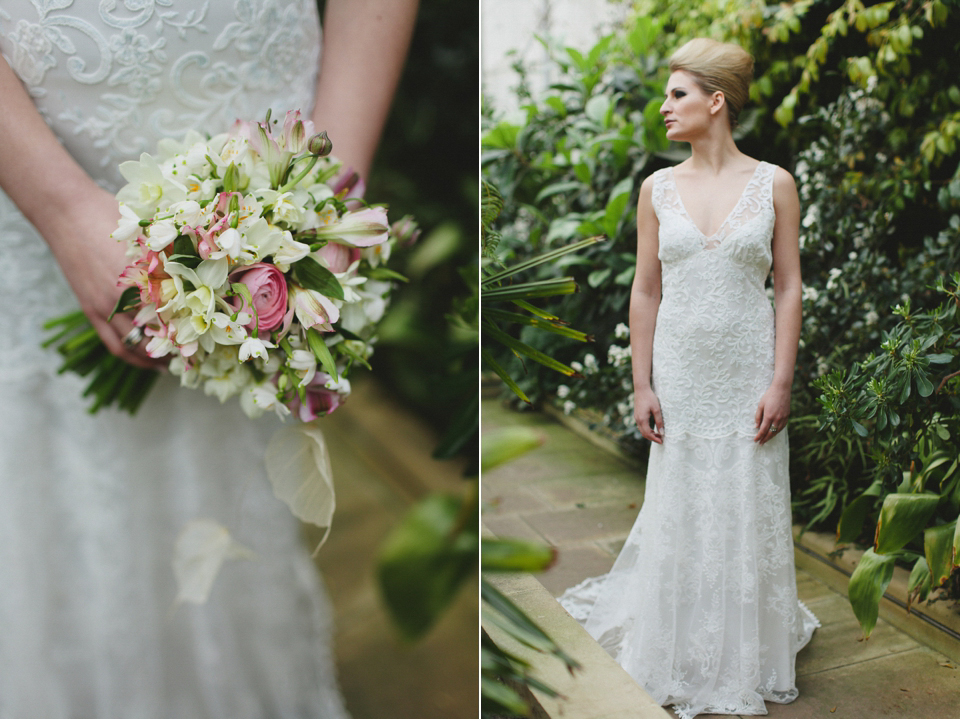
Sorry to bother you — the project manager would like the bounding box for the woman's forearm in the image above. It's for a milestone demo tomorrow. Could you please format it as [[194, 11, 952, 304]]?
[[629, 287, 660, 391], [772, 285, 801, 388], [311, 0, 419, 180], [0, 55, 103, 247]]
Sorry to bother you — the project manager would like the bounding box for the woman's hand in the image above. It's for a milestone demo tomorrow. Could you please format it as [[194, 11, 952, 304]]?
[[634, 385, 664, 444], [46, 186, 162, 369], [754, 381, 791, 445]]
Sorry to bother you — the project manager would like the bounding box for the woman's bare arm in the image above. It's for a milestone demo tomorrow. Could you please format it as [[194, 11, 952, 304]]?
[[311, 0, 419, 180], [0, 55, 156, 367], [630, 175, 664, 444], [754, 166, 802, 444]]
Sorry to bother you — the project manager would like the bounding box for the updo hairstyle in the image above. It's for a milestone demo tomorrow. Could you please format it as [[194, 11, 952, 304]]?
[[668, 39, 754, 128]]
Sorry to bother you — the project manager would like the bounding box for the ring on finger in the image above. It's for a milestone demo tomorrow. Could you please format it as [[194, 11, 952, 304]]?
[[770, 425, 779, 433], [123, 326, 144, 348]]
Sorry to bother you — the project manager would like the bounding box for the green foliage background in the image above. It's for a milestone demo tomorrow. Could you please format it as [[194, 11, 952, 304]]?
[[482, 0, 960, 614], [358, 0, 478, 458]]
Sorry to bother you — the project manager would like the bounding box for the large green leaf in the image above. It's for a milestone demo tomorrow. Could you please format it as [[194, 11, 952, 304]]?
[[848, 548, 896, 638], [481, 427, 544, 472], [924, 520, 958, 588], [907, 556, 932, 609], [837, 481, 883, 543], [377, 493, 477, 640], [874, 493, 940, 554], [481, 538, 555, 573]]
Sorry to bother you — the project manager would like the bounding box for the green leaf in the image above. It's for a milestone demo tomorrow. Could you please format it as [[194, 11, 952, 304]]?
[[480, 675, 530, 717], [481, 236, 603, 286], [535, 181, 582, 204], [482, 278, 579, 302], [481, 348, 530, 404], [481, 427, 544, 472], [482, 307, 591, 342], [836, 482, 882, 543], [482, 121, 522, 150], [481, 538, 555, 573], [588, 268, 611, 288], [305, 328, 339, 381], [365, 266, 408, 283], [482, 580, 579, 670], [378, 493, 477, 640], [432, 391, 478, 461], [291, 257, 345, 300], [925, 520, 958, 588], [848, 549, 896, 638], [907, 556, 931, 608], [108, 286, 141, 321], [875, 493, 941, 554], [484, 323, 580, 376]]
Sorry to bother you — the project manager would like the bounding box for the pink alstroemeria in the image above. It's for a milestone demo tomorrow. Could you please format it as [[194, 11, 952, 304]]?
[[315, 243, 361, 273], [238, 111, 315, 189], [311, 207, 389, 248], [290, 286, 340, 331], [290, 373, 346, 421]]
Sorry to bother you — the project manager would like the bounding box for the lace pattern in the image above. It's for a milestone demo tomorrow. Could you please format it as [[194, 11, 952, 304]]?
[[560, 161, 817, 718], [0, 2, 349, 716]]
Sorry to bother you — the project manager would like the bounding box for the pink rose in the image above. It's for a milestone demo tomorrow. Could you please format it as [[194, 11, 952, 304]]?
[[315, 243, 361, 273], [230, 263, 288, 331], [292, 373, 345, 421]]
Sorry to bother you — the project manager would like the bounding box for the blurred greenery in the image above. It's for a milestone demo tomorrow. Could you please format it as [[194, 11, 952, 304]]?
[[351, 0, 479, 462]]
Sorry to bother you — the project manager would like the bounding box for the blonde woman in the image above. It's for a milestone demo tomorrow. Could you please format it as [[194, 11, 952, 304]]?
[[561, 39, 818, 717]]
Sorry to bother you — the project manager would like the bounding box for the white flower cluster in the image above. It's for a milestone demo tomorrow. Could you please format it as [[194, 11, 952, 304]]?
[[111, 111, 411, 422]]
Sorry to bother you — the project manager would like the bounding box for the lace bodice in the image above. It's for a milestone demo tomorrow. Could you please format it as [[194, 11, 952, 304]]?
[[650, 162, 777, 439]]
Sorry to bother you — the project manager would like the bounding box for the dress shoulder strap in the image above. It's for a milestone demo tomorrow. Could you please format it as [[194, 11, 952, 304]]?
[[649, 167, 677, 220]]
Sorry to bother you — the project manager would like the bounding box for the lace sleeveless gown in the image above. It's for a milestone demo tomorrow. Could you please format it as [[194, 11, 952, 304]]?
[[560, 162, 819, 719], [0, 3, 349, 717]]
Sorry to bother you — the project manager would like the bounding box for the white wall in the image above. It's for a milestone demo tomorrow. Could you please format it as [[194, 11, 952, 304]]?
[[481, 0, 628, 114]]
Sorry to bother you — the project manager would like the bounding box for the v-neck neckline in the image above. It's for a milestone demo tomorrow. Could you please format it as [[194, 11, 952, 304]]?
[[670, 162, 764, 241]]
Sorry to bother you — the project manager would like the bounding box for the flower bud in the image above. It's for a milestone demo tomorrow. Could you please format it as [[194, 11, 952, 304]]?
[[390, 215, 421, 246], [307, 131, 333, 157], [223, 161, 240, 192]]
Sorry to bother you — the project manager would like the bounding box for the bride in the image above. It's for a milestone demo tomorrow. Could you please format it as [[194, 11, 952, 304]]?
[[0, 0, 416, 715]]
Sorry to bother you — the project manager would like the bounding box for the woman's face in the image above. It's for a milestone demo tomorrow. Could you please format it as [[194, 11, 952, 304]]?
[[660, 70, 721, 141]]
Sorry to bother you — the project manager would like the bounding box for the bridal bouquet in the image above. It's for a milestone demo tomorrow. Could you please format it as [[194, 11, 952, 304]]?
[[45, 111, 418, 602], [47, 110, 415, 421]]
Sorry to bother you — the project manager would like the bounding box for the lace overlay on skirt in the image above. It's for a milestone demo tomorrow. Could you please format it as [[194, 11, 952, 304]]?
[[0, 2, 349, 716], [560, 162, 818, 719]]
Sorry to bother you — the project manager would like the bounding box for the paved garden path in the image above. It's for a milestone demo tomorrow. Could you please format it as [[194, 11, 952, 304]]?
[[482, 396, 960, 719]]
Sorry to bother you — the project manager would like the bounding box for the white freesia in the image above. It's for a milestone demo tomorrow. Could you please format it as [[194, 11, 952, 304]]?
[[287, 348, 318, 386], [238, 336, 276, 362], [272, 232, 311, 271], [117, 151, 188, 212], [112, 203, 143, 244], [145, 219, 178, 251]]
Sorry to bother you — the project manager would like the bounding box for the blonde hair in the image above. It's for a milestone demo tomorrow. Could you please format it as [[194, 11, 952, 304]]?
[[669, 39, 754, 127]]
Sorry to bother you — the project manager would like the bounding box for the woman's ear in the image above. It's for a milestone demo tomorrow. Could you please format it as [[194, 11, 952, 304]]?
[[709, 91, 726, 117]]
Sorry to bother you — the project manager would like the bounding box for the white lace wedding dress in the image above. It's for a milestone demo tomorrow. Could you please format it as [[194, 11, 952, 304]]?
[[560, 162, 819, 719], [0, 2, 349, 717]]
